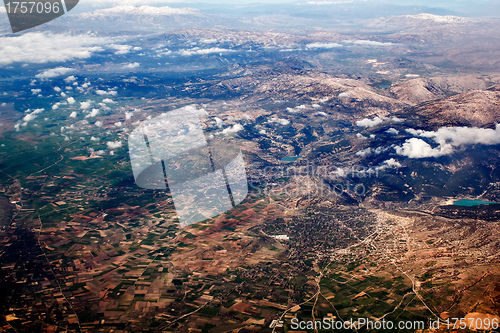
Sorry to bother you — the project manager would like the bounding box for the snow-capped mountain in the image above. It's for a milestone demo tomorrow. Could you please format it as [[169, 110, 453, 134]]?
[[78, 5, 204, 19], [402, 13, 477, 24], [63, 5, 216, 32]]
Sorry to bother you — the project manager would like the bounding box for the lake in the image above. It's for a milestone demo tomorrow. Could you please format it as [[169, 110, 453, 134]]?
[[453, 199, 498, 207], [281, 156, 302, 162]]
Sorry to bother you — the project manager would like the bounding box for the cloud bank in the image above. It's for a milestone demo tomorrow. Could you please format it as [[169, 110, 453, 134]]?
[[306, 42, 342, 49], [396, 124, 500, 158], [35, 67, 74, 79], [356, 116, 403, 128], [179, 48, 235, 56], [0, 33, 108, 66], [345, 40, 394, 47]]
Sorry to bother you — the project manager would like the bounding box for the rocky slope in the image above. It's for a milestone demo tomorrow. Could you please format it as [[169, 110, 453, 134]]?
[[390, 76, 488, 105], [411, 90, 500, 127]]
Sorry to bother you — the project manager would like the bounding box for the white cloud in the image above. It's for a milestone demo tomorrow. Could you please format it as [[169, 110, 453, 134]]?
[[96, 90, 117, 96], [103, 98, 115, 104], [382, 158, 402, 168], [90, 136, 100, 142], [386, 128, 399, 135], [35, 67, 74, 79], [420, 125, 500, 146], [70, 111, 78, 118], [86, 109, 100, 118], [356, 116, 403, 128], [361, 158, 403, 175], [345, 40, 394, 47], [306, 42, 342, 49], [356, 148, 373, 157], [54, 87, 61, 92], [107, 141, 122, 149], [123, 62, 140, 69], [395, 138, 452, 158], [269, 117, 290, 126], [356, 146, 390, 157], [64, 76, 77, 83], [80, 101, 92, 110], [356, 117, 384, 128], [67, 97, 76, 104], [221, 124, 244, 135], [0, 33, 108, 66], [95, 121, 103, 127], [179, 48, 235, 56], [374, 158, 402, 172], [31, 89, 42, 95], [214, 117, 224, 128], [111, 44, 133, 55], [287, 105, 307, 113], [23, 108, 44, 122], [396, 124, 500, 158], [200, 38, 217, 44], [125, 112, 133, 120]]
